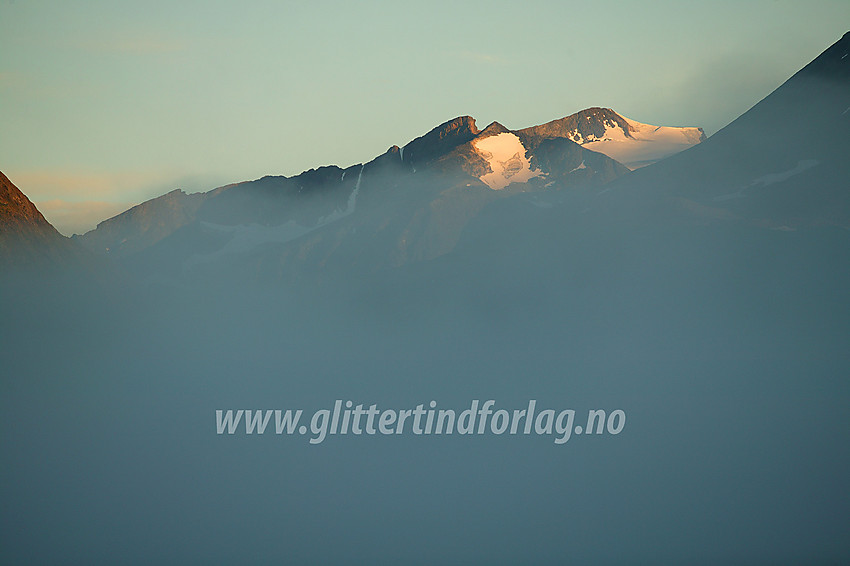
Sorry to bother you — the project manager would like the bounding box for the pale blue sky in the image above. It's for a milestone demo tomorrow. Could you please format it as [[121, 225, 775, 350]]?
[[1, 0, 848, 234]]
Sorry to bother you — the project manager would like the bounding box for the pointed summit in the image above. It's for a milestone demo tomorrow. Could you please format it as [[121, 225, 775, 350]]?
[[608, 30, 850, 229], [0, 171, 74, 267], [521, 108, 635, 144], [477, 121, 511, 138], [401, 116, 480, 169]]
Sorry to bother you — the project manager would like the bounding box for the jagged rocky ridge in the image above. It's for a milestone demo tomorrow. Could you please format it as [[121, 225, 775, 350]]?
[[74, 109, 703, 280]]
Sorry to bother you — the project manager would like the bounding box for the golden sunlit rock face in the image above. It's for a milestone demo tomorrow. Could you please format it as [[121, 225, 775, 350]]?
[[0, 171, 71, 265]]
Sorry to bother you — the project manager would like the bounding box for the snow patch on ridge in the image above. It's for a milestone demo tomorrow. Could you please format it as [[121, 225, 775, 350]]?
[[569, 160, 587, 173], [473, 132, 542, 190], [713, 160, 820, 201], [569, 119, 630, 144], [749, 159, 819, 188]]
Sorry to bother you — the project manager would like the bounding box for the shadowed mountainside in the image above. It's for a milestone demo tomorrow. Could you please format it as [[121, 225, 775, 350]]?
[[74, 110, 642, 280]]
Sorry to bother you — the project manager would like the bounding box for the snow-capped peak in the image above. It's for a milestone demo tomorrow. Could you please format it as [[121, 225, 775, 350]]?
[[519, 108, 706, 170]]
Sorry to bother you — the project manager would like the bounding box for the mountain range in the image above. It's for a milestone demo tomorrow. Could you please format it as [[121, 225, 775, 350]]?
[[1, 32, 848, 287], [50, 108, 698, 280]]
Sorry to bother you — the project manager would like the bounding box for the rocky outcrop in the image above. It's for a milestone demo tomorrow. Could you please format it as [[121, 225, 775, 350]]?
[[0, 171, 72, 267], [519, 107, 636, 148], [400, 116, 480, 170]]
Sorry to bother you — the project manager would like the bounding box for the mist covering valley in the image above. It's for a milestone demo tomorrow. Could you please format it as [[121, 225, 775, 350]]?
[[2, 32, 850, 565]]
